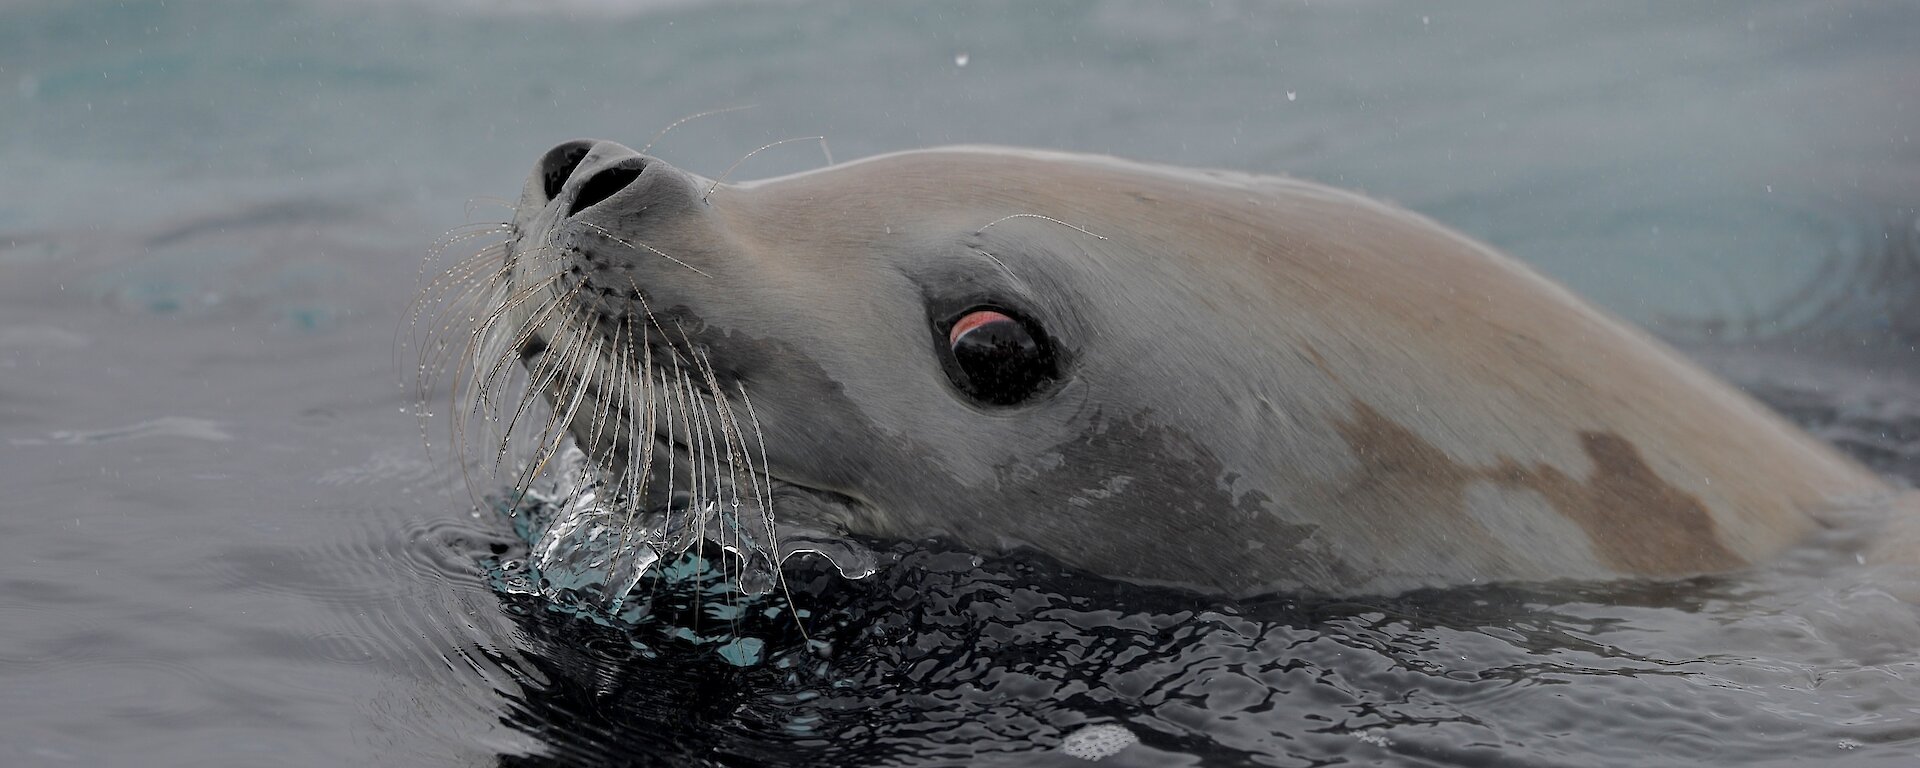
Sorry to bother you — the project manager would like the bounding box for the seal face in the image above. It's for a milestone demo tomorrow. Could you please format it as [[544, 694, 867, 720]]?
[[476, 139, 1886, 596]]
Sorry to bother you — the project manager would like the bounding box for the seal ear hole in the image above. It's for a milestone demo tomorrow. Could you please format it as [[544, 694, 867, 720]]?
[[539, 141, 594, 201], [569, 164, 645, 218], [941, 307, 1058, 407]]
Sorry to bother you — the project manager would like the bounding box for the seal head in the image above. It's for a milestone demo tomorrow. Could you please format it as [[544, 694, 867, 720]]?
[[491, 139, 1885, 595]]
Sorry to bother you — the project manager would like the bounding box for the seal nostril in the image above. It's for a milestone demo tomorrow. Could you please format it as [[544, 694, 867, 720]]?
[[568, 163, 645, 218], [539, 141, 595, 202]]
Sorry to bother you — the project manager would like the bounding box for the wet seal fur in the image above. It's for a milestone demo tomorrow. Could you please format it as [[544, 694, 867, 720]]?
[[481, 140, 1899, 597]]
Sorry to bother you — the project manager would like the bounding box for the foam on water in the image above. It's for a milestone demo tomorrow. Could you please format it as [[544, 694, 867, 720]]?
[[1060, 724, 1137, 761]]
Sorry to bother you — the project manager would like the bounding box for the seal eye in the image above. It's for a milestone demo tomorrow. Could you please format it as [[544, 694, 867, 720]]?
[[943, 308, 1056, 406]]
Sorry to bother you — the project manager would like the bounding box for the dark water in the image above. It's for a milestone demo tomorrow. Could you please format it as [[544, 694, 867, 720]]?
[[3, 1, 1919, 765]]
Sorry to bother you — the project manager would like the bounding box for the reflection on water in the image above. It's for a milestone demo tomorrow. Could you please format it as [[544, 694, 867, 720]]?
[[1, 0, 1917, 765]]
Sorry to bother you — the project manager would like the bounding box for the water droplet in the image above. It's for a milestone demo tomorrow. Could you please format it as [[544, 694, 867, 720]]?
[[954, 52, 970, 67]]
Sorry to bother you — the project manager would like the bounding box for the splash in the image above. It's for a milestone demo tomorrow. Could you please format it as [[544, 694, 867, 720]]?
[[514, 443, 878, 606]]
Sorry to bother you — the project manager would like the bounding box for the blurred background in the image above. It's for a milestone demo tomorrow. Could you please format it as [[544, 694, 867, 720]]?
[[6, 0, 1915, 318]]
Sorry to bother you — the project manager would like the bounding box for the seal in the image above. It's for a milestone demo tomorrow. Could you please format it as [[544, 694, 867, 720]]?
[[456, 139, 1894, 596]]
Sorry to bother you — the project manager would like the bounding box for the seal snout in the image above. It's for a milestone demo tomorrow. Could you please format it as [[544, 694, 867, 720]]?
[[531, 139, 656, 217], [537, 140, 596, 201], [567, 161, 646, 217]]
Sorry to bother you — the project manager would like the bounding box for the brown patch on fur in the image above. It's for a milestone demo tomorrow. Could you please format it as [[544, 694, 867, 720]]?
[[1326, 400, 1494, 557], [1333, 401, 1743, 576], [1298, 342, 1343, 385]]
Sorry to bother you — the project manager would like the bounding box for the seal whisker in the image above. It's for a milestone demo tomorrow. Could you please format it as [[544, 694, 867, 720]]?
[[733, 381, 775, 552], [672, 325, 743, 551], [688, 345, 764, 609], [466, 271, 580, 420], [626, 286, 703, 551], [675, 367, 709, 552], [415, 244, 524, 351], [698, 348, 750, 573], [413, 246, 511, 314], [414, 251, 532, 396], [463, 299, 561, 462], [453, 276, 587, 510], [681, 367, 716, 532], [495, 302, 590, 478], [661, 364, 695, 544], [430, 220, 510, 244], [703, 136, 830, 203], [419, 225, 511, 275], [439, 240, 566, 322], [430, 274, 532, 388], [408, 231, 513, 343], [511, 323, 603, 507], [973, 212, 1109, 240], [639, 104, 757, 156], [437, 280, 517, 473], [438, 264, 569, 477], [658, 365, 682, 547], [462, 196, 519, 221], [404, 237, 516, 492], [734, 381, 812, 641], [610, 277, 682, 562], [427, 270, 525, 499], [700, 351, 756, 562], [429, 222, 515, 253], [972, 248, 1022, 284], [405, 236, 511, 398], [409, 244, 511, 338], [591, 323, 645, 564], [691, 362, 748, 622], [693, 369, 728, 563], [577, 312, 624, 478], [727, 383, 814, 633], [578, 221, 711, 278], [485, 306, 578, 482], [427, 244, 573, 389], [609, 320, 658, 594]]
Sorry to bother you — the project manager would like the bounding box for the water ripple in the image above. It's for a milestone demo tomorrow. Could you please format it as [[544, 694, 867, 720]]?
[[18, 416, 233, 446], [460, 523, 1920, 767]]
